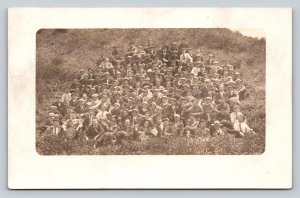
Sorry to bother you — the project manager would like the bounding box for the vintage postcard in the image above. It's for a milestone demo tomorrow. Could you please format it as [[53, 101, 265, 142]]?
[[8, 8, 292, 189]]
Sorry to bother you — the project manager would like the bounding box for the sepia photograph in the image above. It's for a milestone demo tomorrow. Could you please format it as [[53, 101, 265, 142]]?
[[35, 28, 266, 155], [8, 8, 291, 189]]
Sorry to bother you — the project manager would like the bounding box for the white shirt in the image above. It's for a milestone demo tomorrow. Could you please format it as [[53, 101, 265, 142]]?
[[233, 122, 252, 133], [230, 112, 244, 124], [61, 93, 71, 104], [96, 110, 108, 120], [180, 53, 193, 63], [191, 67, 201, 77]]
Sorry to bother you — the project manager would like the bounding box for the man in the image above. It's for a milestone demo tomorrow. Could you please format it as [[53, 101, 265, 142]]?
[[62, 113, 83, 139], [214, 83, 228, 104], [74, 98, 86, 114], [44, 117, 62, 136], [184, 115, 199, 137], [230, 104, 244, 124], [148, 88, 162, 106], [53, 95, 67, 116], [84, 119, 104, 141], [96, 104, 109, 121], [216, 98, 230, 114], [215, 105, 232, 129], [161, 96, 172, 119], [199, 104, 216, 129], [69, 93, 78, 107], [82, 108, 96, 130], [211, 121, 226, 136], [178, 38, 190, 52], [171, 114, 184, 136], [206, 54, 215, 66], [180, 49, 193, 64], [193, 49, 204, 62], [188, 99, 203, 118], [127, 42, 137, 56], [190, 61, 202, 77], [99, 57, 114, 74]]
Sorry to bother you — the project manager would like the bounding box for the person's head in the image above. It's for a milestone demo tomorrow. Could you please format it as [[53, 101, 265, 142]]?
[[144, 85, 150, 93], [169, 98, 176, 106], [205, 97, 213, 104], [55, 95, 61, 102], [82, 93, 88, 100], [92, 119, 98, 127], [219, 107, 227, 115], [132, 109, 138, 116], [71, 93, 77, 100], [213, 121, 222, 130], [174, 114, 180, 122], [123, 110, 129, 117], [162, 96, 168, 104], [100, 104, 106, 111], [238, 114, 246, 123], [101, 95, 108, 103], [204, 105, 213, 114], [235, 78, 242, 86], [189, 115, 196, 122], [88, 68, 94, 74], [199, 119, 207, 128], [70, 113, 76, 120], [219, 84, 224, 91], [49, 113, 55, 120], [163, 118, 169, 125], [144, 120, 150, 128], [88, 108, 94, 116], [233, 104, 240, 113], [219, 97, 225, 104], [180, 101, 186, 108], [192, 99, 199, 106]]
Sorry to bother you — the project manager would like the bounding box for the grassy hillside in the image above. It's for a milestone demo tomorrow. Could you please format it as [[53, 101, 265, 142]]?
[[36, 28, 265, 155]]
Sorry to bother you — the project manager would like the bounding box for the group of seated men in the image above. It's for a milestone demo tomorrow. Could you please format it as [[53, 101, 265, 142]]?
[[41, 38, 256, 147]]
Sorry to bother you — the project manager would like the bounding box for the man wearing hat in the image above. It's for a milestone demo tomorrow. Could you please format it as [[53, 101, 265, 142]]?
[[211, 120, 225, 136], [214, 83, 228, 104], [82, 108, 96, 131], [45, 117, 62, 136], [184, 114, 199, 137], [171, 114, 184, 136], [199, 103, 216, 128], [148, 88, 162, 106], [69, 93, 78, 107], [99, 57, 114, 74], [161, 118, 172, 136], [74, 98, 86, 114], [84, 119, 104, 141], [127, 42, 137, 56], [196, 119, 210, 138], [206, 54, 215, 66], [53, 94, 67, 117]]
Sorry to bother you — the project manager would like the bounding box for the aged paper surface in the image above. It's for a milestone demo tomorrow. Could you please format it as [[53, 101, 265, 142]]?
[[8, 8, 292, 189]]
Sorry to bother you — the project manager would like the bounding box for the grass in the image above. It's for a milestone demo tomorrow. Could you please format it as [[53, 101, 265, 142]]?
[[36, 28, 265, 155]]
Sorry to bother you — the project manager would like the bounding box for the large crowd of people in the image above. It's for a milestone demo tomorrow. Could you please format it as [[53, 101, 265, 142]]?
[[40, 38, 256, 147]]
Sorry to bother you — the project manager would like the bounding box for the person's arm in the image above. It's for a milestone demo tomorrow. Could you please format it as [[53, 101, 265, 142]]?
[[76, 119, 83, 130], [230, 113, 235, 124], [62, 121, 67, 131]]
